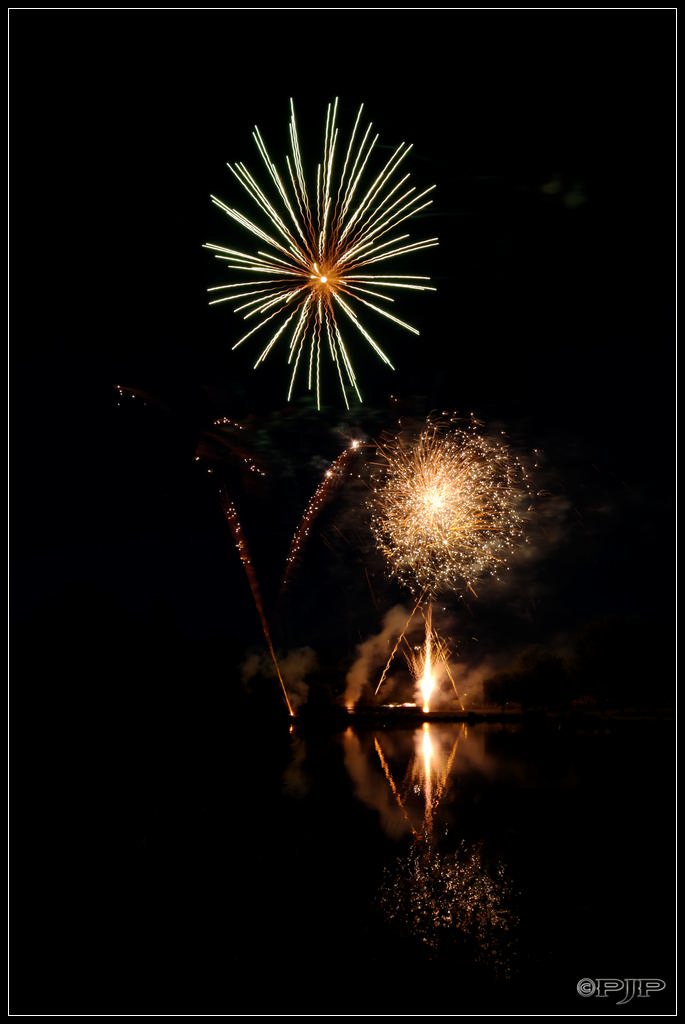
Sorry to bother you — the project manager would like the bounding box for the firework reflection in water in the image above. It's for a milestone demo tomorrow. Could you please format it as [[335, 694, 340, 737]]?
[[344, 723, 519, 972], [376, 839, 519, 974]]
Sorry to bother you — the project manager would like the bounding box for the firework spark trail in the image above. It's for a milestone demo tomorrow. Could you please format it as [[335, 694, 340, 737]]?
[[279, 439, 363, 596], [220, 489, 294, 717], [205, 98, 438, 408], [369, 417, 530, 598]]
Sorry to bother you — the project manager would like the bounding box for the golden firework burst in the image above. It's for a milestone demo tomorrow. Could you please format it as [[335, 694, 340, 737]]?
[[204, 99, 438, 407], [369, 417, 530, 597]]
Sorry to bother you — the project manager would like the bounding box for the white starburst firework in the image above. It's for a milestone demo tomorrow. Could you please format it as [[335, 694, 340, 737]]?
[[204, 98, 438, 408]]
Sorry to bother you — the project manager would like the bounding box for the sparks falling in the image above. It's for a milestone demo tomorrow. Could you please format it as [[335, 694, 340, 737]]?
[[204, 99, 438, 408], [369, 417, 530, 598]]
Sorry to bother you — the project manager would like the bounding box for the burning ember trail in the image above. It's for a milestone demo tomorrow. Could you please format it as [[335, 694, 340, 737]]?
[[280, 439, 362, 597], [220, 489, 294, 717]]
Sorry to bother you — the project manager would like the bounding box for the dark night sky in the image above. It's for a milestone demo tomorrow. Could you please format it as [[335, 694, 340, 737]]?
[[10, 11, 675, 677], [9, 18, 676, 1019]]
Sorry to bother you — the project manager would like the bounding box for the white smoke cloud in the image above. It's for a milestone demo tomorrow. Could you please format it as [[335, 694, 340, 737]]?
[[240, 645, 318, 709], [343, 603, 416, 707], [442, 656, 505, 707]]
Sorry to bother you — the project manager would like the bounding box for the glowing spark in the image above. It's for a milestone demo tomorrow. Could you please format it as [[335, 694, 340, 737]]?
[[369, 416, 530, 597], [204, 98, 438, 408]]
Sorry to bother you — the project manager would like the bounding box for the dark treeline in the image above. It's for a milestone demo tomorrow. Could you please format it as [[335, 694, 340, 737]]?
[[481, 615, 674, 713]]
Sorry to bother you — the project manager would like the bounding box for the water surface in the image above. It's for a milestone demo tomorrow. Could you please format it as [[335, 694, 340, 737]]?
[[12, 714, 674, 1014], [273, 717, 674, 1014]]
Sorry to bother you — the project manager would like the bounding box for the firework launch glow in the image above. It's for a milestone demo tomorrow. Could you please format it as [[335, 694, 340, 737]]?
[[369, 417, 531, 598], [204, 98, 438, 408], [402, 604, 461, 712]]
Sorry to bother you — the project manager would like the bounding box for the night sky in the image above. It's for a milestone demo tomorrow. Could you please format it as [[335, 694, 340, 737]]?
[[11, 11, 674, 683]]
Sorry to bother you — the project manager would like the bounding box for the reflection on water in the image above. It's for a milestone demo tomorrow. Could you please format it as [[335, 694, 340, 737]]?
[[377, 839, 518, 973], [277, 716, 673, 1012], [345, 721, 473, 841], [342, 721, 519, 974], [15, 690, 671, 1015]]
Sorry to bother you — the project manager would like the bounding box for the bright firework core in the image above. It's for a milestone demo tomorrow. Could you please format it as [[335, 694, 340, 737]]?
[[310, 263, 340, 290], [369, 417, 530, 598]]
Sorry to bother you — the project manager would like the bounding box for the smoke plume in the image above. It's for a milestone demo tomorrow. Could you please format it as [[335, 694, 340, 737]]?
[[344, 604, 417, 706], [240, 645, 318, 709]]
